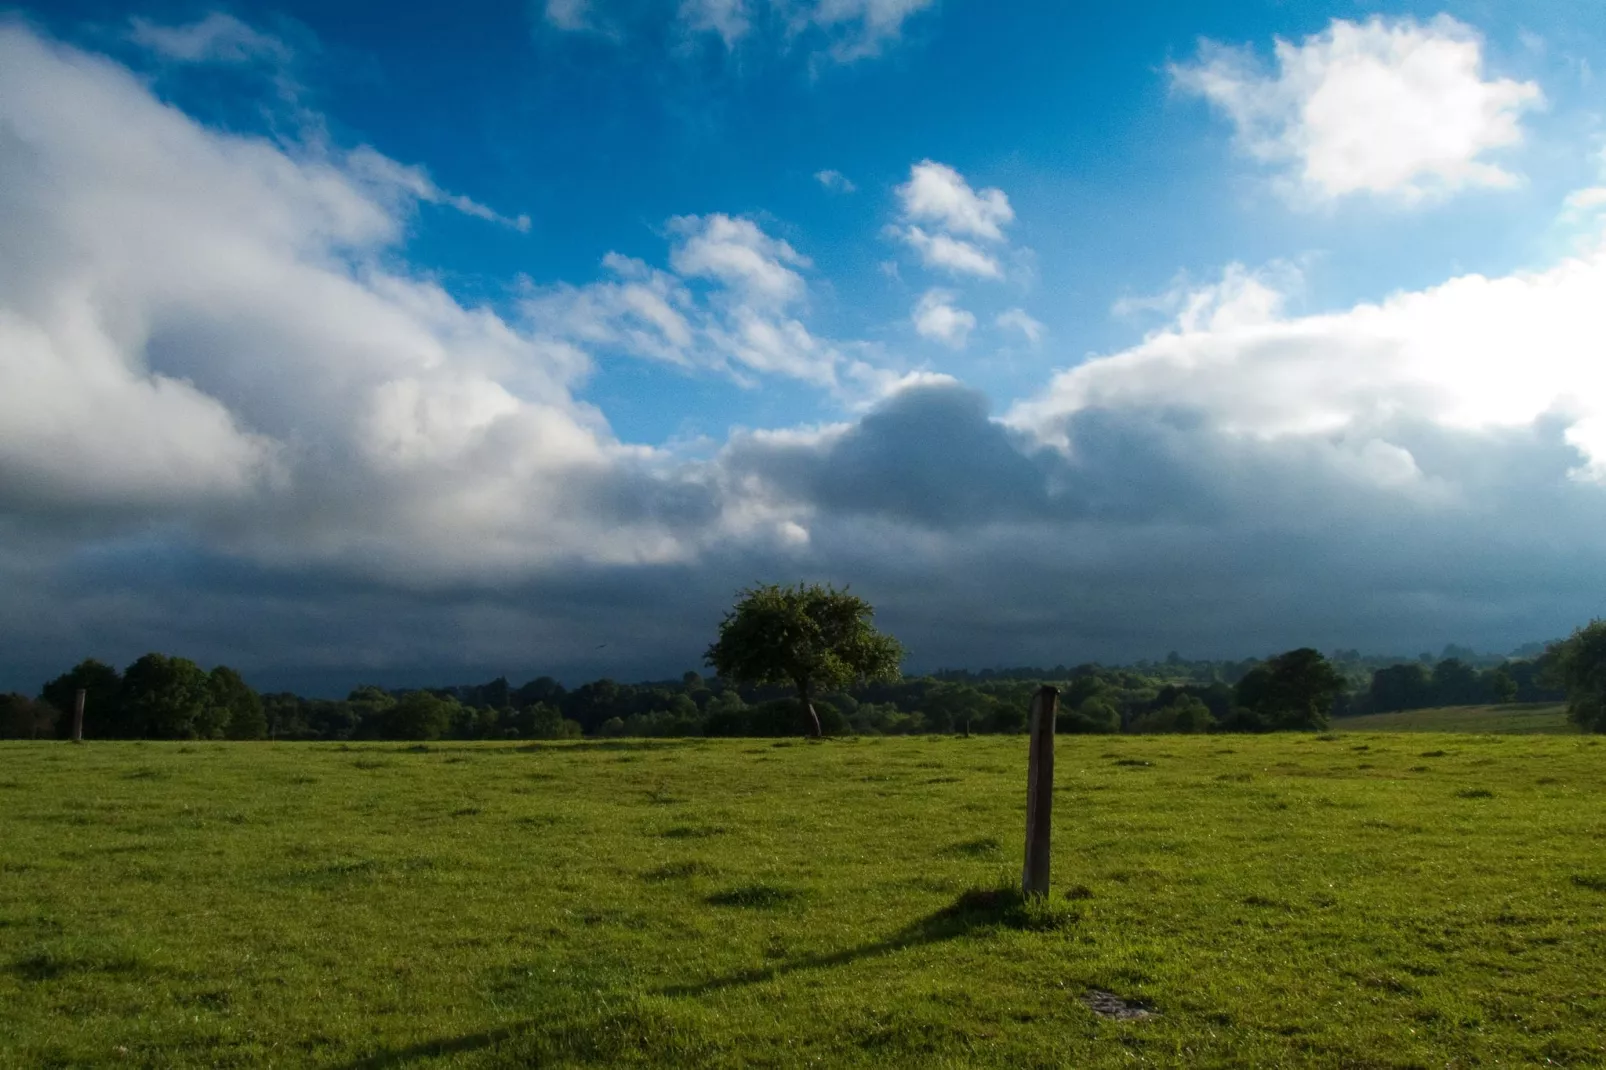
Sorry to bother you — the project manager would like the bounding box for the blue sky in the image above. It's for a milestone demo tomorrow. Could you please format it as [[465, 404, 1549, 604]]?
[[3, 0, 1606, 692]]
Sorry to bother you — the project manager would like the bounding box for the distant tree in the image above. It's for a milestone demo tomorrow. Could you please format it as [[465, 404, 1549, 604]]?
[[564, 679, 621, 734], [705, 583, 904, 737], [1508, 657, 1565, 703], [1546, 621, 1606, 732], [0, 694, 55, 739], [924, 684, 996, 734], [523, 703, 582, 740], [209, 666, 266, 740], [1057, 696, 1119, 734], [1234, 648, 1345, 731], [1368, 663, 1432, 713], [1430, 658, 1480, 706], [120, 654, 214, 739], [514, 676, 566, 709], [1484, 665, 1518, 705], [388, 691, 456, 741], [481, 676, 512, 711], [41, 659, 124, 738], [1130, 694, 1213, 734]]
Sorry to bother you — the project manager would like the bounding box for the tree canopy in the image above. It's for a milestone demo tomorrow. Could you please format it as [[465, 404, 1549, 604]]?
[[1547, 620, 1606, 732], [705, 583, 905, 736], [1232, 647, 1345, 731]]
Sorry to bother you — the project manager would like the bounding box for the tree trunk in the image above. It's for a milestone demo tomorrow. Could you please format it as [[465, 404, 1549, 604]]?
[[797, 683, 822, 738]]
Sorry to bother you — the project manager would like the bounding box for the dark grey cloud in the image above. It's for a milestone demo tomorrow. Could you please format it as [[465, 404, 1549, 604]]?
[[9, 388, 1604, 694], [5, 22, 1606, 698]]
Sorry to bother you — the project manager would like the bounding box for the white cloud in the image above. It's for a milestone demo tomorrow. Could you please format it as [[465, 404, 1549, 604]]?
[[544, 0, 595, 32], [896, 160, 1014, 241], [0, 22, 803, 578], [668, 213, 810, 307], [890, 161, 1018, 280], [814, 168, 856, 193], [996, 308, 1043, 344], [1562, 147, 1606, 219], [15, 19, 1606, 687], [526, 214, 851, 388], [911, 289, 975, 348], [786, 0, 936, 61], [1566, 187, 1606, 214], [128, 13, 291, 65], [680, 0, 751, 47], [1173, 16, 1543, 204], [548, 0, 934, 61], [1010, 242, 1606, 485], [894, 226, 1002, 278], [346, 147, 531, 232], [522, 255, 698, 368]]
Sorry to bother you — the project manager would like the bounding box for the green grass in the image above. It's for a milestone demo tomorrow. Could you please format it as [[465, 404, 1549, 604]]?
[[2, 734, 1605, 1068], [1335, 702, 1574, 734]]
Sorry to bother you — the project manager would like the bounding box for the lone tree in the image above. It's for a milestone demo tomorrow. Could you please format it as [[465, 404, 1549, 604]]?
[[1233, 647, 1345, 731], [1547, 620, 1606, 732], [705, 583, 904, 737]]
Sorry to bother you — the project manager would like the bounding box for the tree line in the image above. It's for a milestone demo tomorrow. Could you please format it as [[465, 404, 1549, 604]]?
[[5, 633, 1597, 742]]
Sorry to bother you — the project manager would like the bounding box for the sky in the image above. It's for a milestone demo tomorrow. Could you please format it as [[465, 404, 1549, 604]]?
[[2, 0, 1606, 694]]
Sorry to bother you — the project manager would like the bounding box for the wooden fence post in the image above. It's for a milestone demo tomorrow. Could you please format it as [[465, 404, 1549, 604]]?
[[1022, 684, 1058, 897], [72, 688, 85, 743]]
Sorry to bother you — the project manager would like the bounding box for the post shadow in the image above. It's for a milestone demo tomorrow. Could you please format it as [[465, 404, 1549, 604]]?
[[659, 884, 1052, 999], [333, 886, 1058, 1069]]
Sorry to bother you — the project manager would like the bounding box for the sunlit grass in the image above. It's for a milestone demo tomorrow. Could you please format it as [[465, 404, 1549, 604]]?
[[2, 734, 1604, 1067]]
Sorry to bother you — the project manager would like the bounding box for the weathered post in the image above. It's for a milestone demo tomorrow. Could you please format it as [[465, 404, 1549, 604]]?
[[72, 688, 86, 743], [1022, 684, 1058, 897]]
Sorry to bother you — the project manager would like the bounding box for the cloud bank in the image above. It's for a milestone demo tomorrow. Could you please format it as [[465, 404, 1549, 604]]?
[[3, 20, 1605, 691]]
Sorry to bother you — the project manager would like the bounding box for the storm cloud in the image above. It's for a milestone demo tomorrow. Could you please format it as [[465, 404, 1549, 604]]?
[[2, 20, 1604, 694]]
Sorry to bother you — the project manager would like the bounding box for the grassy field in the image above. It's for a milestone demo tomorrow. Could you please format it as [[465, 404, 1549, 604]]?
[[2, 735, 1605, 1068], [1335, 703, 1573, 734]]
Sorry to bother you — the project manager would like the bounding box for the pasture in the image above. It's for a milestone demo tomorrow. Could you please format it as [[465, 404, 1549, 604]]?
[[2, 733, 1604, 1067], [1334, 702, 1572, 735]]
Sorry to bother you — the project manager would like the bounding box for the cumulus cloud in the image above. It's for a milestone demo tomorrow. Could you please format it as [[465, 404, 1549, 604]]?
[[814, 168, 856, 193], [1562, 148, 1606, 220], [525, 213, 850, 387], [680, 0, 751, 47], [543, 0, 596, 33], [1174, 15, 1543, 204], [785, 0, 936, 61], [895, 226, 1002, 278], [669, 213, 811, 307], [128, 13, 292, 65], [7, 20, 1606, 691], [896, 160, 1014, 241], [546, 0, 934, 62], [996, 308, 1044, 345], [0, 22, 796, 583], [1009, 246, 1606, 487], [889, 161, 1017, 280], [911, 289, 975, 348]]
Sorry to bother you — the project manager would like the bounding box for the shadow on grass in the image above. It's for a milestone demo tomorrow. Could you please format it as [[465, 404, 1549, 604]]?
[[662, 883, 1075, 998], [338, 1024, 528, 1070], [334, 885, 1075, 1069]]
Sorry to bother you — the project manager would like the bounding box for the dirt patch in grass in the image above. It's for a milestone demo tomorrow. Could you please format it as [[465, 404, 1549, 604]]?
[[1082, 989, 1157, 1021]]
